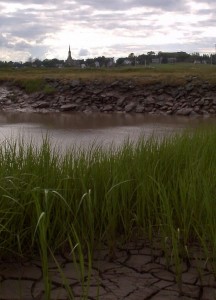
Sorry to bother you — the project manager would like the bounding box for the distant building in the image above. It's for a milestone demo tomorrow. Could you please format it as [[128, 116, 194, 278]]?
[[56, 64, 63, 68], [65, 45, 74, 66], [167, 57, 177, 63], [107, 58, 115, 67], [95, 61, 100, 68], [152, 58, 162, 64], [123, 59, 132, 65]]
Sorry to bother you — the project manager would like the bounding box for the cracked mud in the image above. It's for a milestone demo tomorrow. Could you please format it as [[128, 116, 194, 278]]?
[[0, 241, 215, 299]]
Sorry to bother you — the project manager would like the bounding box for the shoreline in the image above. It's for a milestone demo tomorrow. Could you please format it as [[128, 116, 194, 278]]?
[[0, 76, 216, 116]]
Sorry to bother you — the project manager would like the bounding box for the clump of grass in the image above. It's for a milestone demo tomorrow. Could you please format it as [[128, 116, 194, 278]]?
[[1, 127, 216, 295], [13, 78, 56, 94], [43, 84, 56, 94], [16, 78, 44, 93]]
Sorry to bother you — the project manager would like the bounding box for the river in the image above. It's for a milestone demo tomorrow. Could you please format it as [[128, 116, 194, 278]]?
[[0, 111, 215, 150]]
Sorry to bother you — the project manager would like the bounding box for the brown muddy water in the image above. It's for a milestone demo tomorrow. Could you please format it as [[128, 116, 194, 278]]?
[[0, 111, 216, 151]]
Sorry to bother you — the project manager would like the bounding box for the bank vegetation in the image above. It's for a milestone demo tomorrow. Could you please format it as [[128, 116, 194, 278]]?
[[1, 64, 216, 90]]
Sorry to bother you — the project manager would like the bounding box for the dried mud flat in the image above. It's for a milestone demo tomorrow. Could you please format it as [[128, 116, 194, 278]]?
[[0, 240, 216, 300]]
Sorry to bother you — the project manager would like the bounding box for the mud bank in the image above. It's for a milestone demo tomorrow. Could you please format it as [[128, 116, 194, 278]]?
[[1, 77, 216, 115]]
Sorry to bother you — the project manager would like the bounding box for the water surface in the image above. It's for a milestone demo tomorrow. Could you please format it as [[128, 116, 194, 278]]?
[[0, 111, 215, 150]]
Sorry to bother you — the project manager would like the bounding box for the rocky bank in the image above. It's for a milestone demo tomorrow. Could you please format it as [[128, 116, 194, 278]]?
[[1, 76, 216, 116]]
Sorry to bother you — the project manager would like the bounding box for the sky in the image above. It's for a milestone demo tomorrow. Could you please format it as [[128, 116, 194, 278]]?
[[0, 0, 216, 62]]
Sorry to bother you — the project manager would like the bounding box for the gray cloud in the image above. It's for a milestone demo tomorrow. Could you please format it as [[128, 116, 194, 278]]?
[[1, 0, 188, 12], [78, 48, 90, 56], [72, 0, 187, 12], [0, 34, 10, 48], [200, 16, 216, 27], [196, 8, 212, 14]]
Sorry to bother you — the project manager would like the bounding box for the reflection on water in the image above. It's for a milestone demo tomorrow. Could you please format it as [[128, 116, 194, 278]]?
[[0, 111, 215, 150]]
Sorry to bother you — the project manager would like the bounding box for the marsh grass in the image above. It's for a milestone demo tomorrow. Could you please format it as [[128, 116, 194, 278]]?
[[12, 78, 56, 94], [1, 63, 216, 85], [1, 127, 216, 296]]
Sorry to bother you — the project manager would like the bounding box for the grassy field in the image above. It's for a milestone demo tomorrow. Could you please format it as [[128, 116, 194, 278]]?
[[1, 63, 216, 85]]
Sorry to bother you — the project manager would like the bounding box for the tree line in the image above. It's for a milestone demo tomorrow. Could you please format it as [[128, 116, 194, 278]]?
[[0, 51, 215, 68]]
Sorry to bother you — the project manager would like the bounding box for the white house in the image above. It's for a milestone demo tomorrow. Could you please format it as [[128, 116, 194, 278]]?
[[167, 58, 177, 63], [107, 58, 115, 67], [123, 59, 132, 65], [152, 58, 161, 64]]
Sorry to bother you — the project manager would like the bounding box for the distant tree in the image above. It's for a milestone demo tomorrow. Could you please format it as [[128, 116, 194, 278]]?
[[128, 53, 136, 65], [42, 58, 63, 67], [191, 52, 201, 63], [77, 59, 85, 66], [85, 58, 95, 67], [116, 57, 125, 66], [136, 54, 148, 65], [7, 61, 14, 67], [95, 56, 107, 67], [0, 60, 7, 67], [146, 51, 156, 64], [33, 58, 42, 67], [147, 51, 155, 57]]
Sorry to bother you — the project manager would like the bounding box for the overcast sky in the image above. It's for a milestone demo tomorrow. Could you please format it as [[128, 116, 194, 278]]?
[[0, 0, 216, 62]]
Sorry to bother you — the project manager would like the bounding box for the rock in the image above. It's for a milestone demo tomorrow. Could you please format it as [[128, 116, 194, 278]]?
[[91, 105, 99, 112], [145, 96, 155, 105], [70, 80, 80, 87], [202, 110, 210, 117], [198, 98, 205, 105], [194, 106, 200, 113], [125, 102, 136, 112], [135, 105, 145, 113], [117, 96, 126, 106], [157, 95, 165, 102], [110, 81, 119, 87], [165, 101, 173, 107], [166, 110, 173, 115], [103, 105, 113, 112], [52, 81, 60, 88], [60, 104, 78, 111], [32, 101, 49, 109], [185, 83, 194, 92], [190, 111, 200, 116], [5, 99, 12, 105], [175, 91, 186, 100], [145, 107, 153, 112], [93, 89, 103, 95], [157, 89, 164, 94], [176, 108, 193, 116]]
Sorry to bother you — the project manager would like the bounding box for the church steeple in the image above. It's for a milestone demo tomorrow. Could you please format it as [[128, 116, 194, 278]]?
[[66, 44, 73, 66], [68, 45, 71, 58]]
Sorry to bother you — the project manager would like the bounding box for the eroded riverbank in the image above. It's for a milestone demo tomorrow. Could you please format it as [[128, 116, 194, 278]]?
[[1, 76, 216, 115]]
